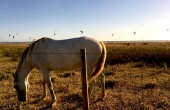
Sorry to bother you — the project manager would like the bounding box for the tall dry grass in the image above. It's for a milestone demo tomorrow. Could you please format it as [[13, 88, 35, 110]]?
[[0, 44, 28, 62], [106, 43, 170, 67]]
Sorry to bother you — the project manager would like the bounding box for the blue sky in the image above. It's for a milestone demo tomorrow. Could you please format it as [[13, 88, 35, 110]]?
[[1, 0, 170, 42]]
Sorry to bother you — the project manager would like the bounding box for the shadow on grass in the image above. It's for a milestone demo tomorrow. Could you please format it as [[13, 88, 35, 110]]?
[[57, 72, 76, 78], [105, 71, 115, 76], [142, 83, 156, 89], [105, 80, 118, 89], [60, 93, 83, 109]]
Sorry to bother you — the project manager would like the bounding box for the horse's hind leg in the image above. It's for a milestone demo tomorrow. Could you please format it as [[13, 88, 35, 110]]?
[[87, 69, 95, 97], [42, 78, 47, 100], [98, 72, 105, 98], [40, 69, 56, 107], [88, 79, 95, 97], [88, 73, 105, 99]]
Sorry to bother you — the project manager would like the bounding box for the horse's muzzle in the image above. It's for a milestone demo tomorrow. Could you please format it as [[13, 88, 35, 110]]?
[[18, 95, 26, 102]]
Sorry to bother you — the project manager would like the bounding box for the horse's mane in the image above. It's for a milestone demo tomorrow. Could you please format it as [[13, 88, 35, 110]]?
[[14, 37, 46, 79], [14, 47, 29, 80], [29, 37, 46, 54]]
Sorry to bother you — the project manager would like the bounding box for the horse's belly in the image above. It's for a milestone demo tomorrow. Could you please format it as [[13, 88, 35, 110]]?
[[32, 54, 81, 71], [50, 60, 81, 71]]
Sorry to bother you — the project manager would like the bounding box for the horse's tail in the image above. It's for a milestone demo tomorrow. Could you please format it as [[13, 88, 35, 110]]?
[[88, 41, 106, 83]]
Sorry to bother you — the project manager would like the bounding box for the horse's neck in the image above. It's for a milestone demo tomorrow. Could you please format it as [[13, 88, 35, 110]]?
[[17, 64, 33, 82]]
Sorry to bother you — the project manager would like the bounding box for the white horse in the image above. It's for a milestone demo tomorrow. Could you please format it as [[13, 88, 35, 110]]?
[[13, 36, 106, 107]]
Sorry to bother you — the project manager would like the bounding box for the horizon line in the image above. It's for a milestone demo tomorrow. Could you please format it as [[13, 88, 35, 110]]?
[[1, 40, 170, 44]]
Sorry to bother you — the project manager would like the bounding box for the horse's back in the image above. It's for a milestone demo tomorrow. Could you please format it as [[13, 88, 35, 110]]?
[[29, 36, 103, 71], [41, 36, 101, 50], [32, 36, 102, 54]]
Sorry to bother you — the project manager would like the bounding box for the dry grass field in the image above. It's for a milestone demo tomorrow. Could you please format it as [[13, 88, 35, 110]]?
[[0, 42, 170, 109]]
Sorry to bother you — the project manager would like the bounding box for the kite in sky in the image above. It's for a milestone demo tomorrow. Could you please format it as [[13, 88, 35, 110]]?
[[54, 30, 57, 36], [112, 34, 114, 37], [9, 34, 10, 37], [13, 36, 14, 38], [133, 32, 136, 35], [80, 30, 83, 34], [167, 29, 169, 31]]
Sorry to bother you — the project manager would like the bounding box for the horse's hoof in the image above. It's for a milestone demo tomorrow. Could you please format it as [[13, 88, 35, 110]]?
[[46, 104, 52, 108], [42, 97, 47, 101], [52, 102, 57, 107], [48, 102, 57, 108], [101, 98, 105, 101], [102, 93, 106, 98], [100, 93, 106, 101]]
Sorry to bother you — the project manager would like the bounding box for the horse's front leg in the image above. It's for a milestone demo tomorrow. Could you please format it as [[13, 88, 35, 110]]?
[[40, 69, 57, 107], [42, 78, 47, 100]]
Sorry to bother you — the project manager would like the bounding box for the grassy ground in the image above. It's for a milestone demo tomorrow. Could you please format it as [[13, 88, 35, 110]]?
[[0, 43, 170, 109]]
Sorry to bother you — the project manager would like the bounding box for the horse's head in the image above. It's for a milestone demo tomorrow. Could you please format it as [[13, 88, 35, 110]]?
[[13, 46, 32, 102], [13, 74, 29, 102]]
